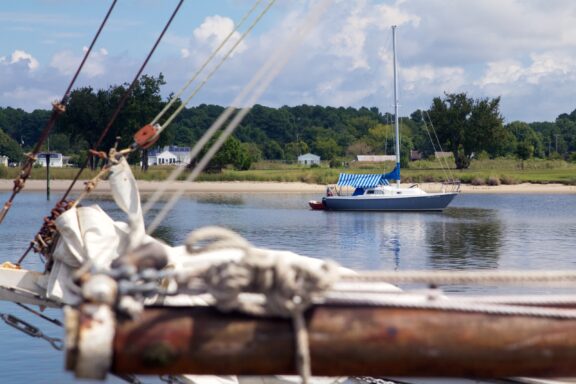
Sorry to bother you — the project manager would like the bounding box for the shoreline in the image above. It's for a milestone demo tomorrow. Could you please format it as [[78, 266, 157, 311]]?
[[0, 179, 575, 194]]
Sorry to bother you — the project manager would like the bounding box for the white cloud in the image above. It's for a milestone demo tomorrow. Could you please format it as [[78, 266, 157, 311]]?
[[476, 60, 524, 87], [401, 64, 466, 92], [329, 0, 420, 71], [50, 47, 108, 77], [478, 53, 576, 88], [2, 86, 58, 111], [0, 50, 39, 70], [193, 15, 246, 55]]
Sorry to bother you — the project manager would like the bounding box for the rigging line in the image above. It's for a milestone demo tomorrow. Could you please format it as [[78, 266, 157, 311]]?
[[146, 0, 333, 234], [15, 0, 184, 266], [150, 0, 265, 126], [152, 0, 277, 138], [421, 113, 451, 183], [59, 0, 185, 203], [0, 0, 118, 225], [423, 111, 452, 179], [142, 0, 278, 215], [15, 303, 63, 328], [423, 110, 456, 182]]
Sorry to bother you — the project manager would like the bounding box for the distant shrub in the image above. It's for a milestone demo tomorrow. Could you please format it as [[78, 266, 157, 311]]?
[[475, 151, 490, 161], [487, 176, 501, 186], [500, 174, 520, 185], [471, 177, 485, 186], [0, 165, 7, 178], [310, 163, 320, 168]]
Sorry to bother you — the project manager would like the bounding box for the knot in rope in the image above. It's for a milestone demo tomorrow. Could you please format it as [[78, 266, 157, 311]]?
[[185, 226, 340, 317], [185, 225, 339, 384]]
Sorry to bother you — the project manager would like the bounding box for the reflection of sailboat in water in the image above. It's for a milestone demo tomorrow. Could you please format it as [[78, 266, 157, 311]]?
[[426, 207, 503, 270], [2, 3, 576, 384], [313, 26, 459, 211]]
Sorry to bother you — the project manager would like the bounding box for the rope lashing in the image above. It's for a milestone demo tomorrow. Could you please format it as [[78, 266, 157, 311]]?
[[184, 226, 339, 384]]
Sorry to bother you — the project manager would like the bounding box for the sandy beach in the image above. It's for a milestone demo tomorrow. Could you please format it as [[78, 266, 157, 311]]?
[[0, 179, 574, 194]]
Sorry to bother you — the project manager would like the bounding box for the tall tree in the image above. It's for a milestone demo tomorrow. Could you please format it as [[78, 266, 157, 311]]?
[[428, 93, 504, 169], [57, 74, 170, 169], [0, 128, 23, 162]]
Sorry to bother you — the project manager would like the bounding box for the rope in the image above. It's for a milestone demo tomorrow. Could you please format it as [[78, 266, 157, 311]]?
[[325, 291, 576, 320], [144, 0, 333, 234], [185, 225, 339, 384], [339, 270, 576, 285], [0, 0, 118, 225]]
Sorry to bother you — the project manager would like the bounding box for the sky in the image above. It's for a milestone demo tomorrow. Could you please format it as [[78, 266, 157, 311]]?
[[1, 0, 576, 123]]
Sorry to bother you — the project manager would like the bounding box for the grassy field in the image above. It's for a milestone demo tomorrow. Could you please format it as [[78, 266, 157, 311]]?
[[1, 158, 575, 185]]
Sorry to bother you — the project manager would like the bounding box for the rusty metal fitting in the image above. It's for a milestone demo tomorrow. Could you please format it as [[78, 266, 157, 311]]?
[[51, 100, 66, 113], [89, 149, 108, 160], [65, 303, 115, 380]]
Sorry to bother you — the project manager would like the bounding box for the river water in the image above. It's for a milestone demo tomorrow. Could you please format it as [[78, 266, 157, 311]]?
[[1, 191, 575, 383]]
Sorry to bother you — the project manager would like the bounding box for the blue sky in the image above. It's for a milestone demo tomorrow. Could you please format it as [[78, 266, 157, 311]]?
[[1, 0, 576, 123]]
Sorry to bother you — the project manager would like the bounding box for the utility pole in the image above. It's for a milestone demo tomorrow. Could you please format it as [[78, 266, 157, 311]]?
[[554, 134, 560, 154]]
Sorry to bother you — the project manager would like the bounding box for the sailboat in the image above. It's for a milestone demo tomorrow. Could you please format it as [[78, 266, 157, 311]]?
[[313, 26, 459, 211]]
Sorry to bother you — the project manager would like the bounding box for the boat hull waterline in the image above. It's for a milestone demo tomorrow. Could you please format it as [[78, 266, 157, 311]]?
[[322, 192, 458, 211]]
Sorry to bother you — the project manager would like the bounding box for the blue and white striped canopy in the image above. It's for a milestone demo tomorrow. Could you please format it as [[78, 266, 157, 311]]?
[[336, 164, 400, 188], [336, 173, 389, 188]]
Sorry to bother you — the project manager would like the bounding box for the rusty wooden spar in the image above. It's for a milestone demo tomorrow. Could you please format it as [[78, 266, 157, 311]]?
[[82, 304, 576, 378]]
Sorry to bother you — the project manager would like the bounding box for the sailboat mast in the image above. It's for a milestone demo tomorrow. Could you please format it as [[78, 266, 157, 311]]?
[[392, 25, 400, 188]]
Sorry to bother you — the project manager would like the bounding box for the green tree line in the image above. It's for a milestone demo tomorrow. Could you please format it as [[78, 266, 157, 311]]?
[[1, 74, 575, 170]]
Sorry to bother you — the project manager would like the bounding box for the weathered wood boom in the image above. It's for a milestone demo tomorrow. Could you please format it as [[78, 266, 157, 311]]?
[[66, 303, 576, 379]]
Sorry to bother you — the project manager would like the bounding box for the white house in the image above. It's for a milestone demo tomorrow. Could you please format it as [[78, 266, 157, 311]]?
[[298, 153, 321, 166], [0, 155, 8, 167], [356, 155, 396, 162], [148, 146, 191, 166], [37, 152, 64, 167]]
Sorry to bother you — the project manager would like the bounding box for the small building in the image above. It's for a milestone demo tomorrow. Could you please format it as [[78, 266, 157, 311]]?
[[298, 153, 321, 166], [148, 146, 191, 166], [410, 150, 422, 161], [434, 151, 453, 159], [356, 155, 396, 162], [0, 155, 8, 167], [37, 152, 64, 167]]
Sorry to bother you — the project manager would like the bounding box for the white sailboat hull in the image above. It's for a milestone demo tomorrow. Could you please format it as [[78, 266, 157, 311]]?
[[323, 191, 458, 211]]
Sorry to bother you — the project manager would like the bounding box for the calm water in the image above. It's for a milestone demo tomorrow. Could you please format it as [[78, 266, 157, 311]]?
[[0, 191, 575, 383]]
